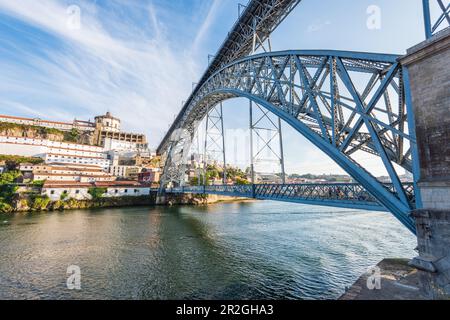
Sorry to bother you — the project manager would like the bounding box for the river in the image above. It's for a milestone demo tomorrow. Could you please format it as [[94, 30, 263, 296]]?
[[0, 201, 416, 300]]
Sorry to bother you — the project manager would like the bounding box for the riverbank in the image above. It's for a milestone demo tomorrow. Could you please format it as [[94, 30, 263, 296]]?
[[1, 191, 248, 214], [339, 258, 429, 300]]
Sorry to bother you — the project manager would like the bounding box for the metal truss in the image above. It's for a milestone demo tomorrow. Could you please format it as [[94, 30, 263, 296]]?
[[204, 103, 227, 184], [163, 50, 420, 233], [157, 0, 302, 155], [166, 183, 416, 212], [249, 101, 286, 184], [423, 0, 450, 39], [159, 127, 195, 190]]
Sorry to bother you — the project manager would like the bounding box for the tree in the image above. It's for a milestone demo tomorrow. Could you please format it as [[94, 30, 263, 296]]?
[[64, 128, 80, 143], [235, 177, 251, 185]]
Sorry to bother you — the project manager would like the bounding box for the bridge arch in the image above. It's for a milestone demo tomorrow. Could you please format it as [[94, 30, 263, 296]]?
[[163, 50, 420, 233]]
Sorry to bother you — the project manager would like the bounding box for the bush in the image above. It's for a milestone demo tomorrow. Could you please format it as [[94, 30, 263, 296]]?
[[88, 187, 107, 200], [0, 201, 13, 213], [31, 195, 51, 211], [60, 192, 69, 201]]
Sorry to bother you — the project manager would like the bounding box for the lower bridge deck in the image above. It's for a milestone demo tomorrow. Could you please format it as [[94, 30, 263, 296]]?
[[162, 183, 415, 212]]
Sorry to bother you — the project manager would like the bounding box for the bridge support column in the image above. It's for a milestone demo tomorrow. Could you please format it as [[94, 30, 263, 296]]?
[[401, 28, 450, 299]]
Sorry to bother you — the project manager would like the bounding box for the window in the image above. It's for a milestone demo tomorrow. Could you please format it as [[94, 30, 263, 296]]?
[[75, 190, 80, 194], [51, 191, 55, 195], [115, 190, 118, 194], [134, 189, 138, 193], [124, 189, 128, 193]]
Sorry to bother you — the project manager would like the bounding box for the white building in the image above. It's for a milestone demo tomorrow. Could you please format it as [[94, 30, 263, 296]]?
[[103, 137, 149, 153], [42, 181, 151, 201], [95, 112, 121, 133], [0, 136, 111, 170]]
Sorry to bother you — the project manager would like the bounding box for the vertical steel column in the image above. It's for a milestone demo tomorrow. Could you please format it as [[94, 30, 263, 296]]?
[[249, 101, 286, 185], [278, 117, 286, 184], [196, 130, 201, 186], [403, 67, 423, 209], [249, 100, 255, 185], [220, 103, 227, 184], [204, 103, 227, 186], [203, 110, 209, 186], [423, 0, 433, 39]]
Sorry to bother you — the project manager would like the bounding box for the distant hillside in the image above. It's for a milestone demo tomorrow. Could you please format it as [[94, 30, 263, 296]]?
[[0, 121, 92, 145]]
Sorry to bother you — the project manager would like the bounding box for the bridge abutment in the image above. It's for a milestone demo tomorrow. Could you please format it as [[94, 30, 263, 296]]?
[[401, 28, 450, 299]]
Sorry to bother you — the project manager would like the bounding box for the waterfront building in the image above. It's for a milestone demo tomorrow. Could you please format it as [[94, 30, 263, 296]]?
[[42, 181, 151, 201]]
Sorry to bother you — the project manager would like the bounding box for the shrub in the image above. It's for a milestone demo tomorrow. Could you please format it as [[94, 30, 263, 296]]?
[[0, 201, 13, 213], [31, 195, 51, 211], [88, 187, 107, 200], [60, 192, 69, 201]]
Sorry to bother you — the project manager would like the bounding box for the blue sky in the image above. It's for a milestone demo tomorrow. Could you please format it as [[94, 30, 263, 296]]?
[[0, 0, 431, 175]]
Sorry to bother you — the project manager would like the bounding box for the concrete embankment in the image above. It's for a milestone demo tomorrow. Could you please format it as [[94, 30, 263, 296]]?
[[340, 259, 429, 300], [155, 192, 249, 206]]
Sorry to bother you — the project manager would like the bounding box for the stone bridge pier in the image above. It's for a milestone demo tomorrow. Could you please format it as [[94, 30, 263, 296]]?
[[402, 29, 450, 299]]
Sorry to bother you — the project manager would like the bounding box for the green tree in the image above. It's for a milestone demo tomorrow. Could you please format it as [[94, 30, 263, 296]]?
[[64, 128, 80, 142]]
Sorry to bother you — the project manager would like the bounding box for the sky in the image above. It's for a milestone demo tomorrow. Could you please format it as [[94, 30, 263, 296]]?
[[0, 0, 433, 175]]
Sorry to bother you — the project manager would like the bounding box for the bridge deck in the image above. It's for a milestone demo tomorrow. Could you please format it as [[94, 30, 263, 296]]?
[[163, 183, 415, 212]]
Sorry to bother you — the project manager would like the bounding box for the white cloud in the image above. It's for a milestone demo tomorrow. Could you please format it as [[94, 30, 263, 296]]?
[[0, 0, 209, 147]]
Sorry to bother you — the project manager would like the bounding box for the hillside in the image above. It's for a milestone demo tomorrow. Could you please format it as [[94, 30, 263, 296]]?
[[0, 121, 92, 144]]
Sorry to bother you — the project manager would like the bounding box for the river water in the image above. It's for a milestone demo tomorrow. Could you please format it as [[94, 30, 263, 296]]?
[[0, 201, 416, 300]]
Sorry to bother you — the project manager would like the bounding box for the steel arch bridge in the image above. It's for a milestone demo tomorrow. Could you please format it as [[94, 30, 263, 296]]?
[[157, 0, 450, 235], [161, 50, 419, 233]]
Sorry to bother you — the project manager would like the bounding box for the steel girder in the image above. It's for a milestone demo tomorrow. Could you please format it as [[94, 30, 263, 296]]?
[[157, 0, 302, 155], [423, 0, 450, 39], [162, 50, 420, 233]]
